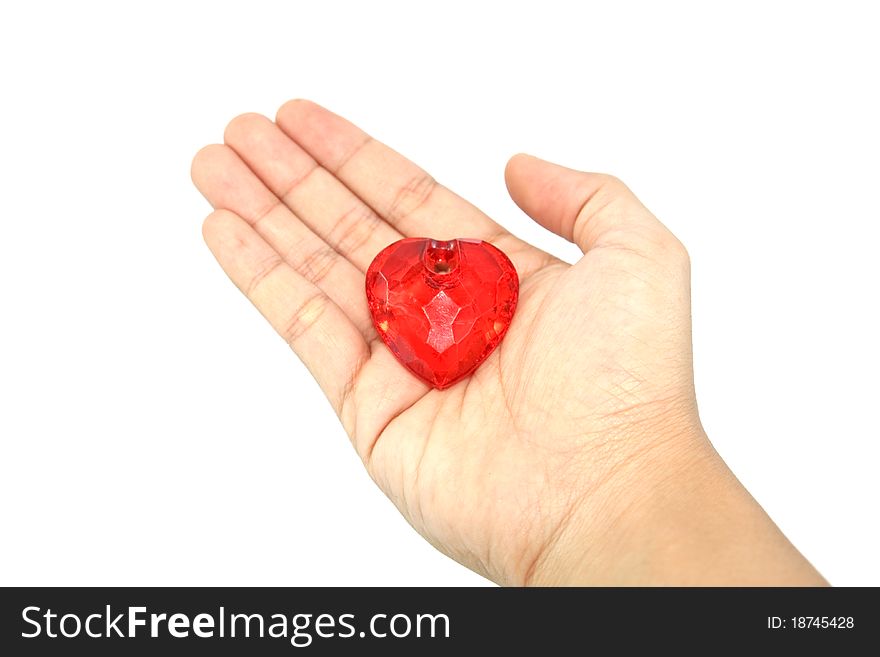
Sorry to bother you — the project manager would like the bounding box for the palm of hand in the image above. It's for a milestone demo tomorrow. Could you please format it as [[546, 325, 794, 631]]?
[[193, 101, 698, 585]]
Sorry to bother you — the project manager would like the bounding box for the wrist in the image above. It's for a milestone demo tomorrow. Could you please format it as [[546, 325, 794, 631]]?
[[527, 428, 827, 586]]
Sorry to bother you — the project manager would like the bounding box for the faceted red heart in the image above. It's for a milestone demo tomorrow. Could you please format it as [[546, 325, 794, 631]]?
[[365, 238, 519, 389]]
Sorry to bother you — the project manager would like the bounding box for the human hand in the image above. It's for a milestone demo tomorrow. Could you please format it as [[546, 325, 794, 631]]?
[[192, 101, 825, 586]]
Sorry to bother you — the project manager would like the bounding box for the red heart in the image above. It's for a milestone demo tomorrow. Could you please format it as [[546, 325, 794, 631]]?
[[365, 238, 519, 389]]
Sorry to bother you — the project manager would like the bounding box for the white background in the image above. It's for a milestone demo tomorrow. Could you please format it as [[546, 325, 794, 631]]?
[[1, 1, 877, 586]]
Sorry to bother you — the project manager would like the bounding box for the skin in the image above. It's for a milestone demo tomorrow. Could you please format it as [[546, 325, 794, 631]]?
[[191, 100, 827, 586]]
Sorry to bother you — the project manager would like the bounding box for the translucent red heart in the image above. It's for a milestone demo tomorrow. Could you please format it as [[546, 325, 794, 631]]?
[[365, 238, 519, 389]]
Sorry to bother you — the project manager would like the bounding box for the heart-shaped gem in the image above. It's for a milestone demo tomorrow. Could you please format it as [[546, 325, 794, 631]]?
[[365, 238, 519, 389]]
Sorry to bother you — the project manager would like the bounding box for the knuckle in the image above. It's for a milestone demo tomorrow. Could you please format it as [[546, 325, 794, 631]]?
[[245, 255, 285, 296], [329, 205, 382, 256], [334, 136, 373, 174], [277, 163, 319, 200], [671, 237, 691, 271], [673, 237, 690, 263], [296, 244, 338, 286], [251, 198, 282, 229], [596, 172, 623, 187], [652, 231, 691, 271], [592, 173, 628, 197], [386, 173, 437, 223]]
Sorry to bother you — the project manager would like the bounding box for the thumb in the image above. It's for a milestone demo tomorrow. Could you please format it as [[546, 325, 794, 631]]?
[[504, 154, 679, 256]]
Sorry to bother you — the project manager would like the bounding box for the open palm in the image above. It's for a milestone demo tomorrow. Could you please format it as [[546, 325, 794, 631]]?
[[192, 100, 703, 585]]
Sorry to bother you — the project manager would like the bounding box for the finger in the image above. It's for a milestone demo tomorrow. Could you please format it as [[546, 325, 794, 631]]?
[[504, 153, 678, 255], [275, 100, 551, 276], [191, 144, 373, 338], [202, 209, 367, 429], [222, 113, 403, 273]]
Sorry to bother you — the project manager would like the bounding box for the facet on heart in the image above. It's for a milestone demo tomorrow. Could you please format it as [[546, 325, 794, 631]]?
[[365, 238, 519, 389]]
